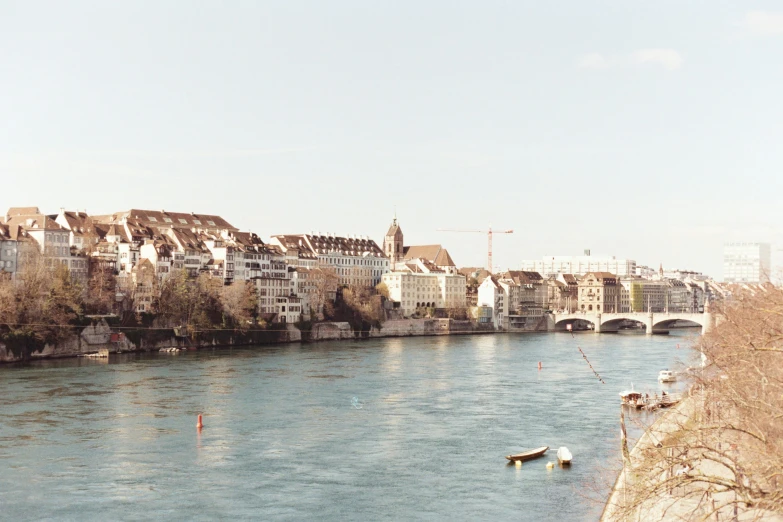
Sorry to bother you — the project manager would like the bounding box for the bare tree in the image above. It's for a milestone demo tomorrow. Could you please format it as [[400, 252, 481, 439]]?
[[605, 286, 783, 521], [0, 255, 83, 360], [308, 267, 338, 320], [219, 281, 258, 331], [375, 281, 390, 298]]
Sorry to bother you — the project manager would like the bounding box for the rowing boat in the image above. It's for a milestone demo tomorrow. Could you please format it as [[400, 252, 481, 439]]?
[[505, 446, 549, 462]]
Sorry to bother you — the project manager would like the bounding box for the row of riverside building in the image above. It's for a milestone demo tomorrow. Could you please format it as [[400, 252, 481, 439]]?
[[0, 206, 746, 329], [0, 208, 464, 324]]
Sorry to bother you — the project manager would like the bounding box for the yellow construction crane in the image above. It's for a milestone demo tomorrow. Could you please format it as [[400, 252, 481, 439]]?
[[436, 226, 513, 273]]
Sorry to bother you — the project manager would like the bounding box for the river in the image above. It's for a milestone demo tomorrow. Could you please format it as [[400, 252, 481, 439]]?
[[0, 330, 697, 521]]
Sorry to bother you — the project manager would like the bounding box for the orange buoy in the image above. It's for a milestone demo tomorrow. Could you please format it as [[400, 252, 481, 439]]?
[[538, 361, 542, 370], [197, 414, 203, 429]]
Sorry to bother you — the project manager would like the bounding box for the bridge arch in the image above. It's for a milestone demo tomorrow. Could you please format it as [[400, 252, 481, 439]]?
[[651, 317, 704, 331], [600, 317, 648, 332], [553, 317, 596, 331]]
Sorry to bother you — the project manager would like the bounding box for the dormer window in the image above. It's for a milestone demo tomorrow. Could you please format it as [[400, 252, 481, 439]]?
[[163, 217, 173, 223], [207, 220, 216, 226], [148, 217, 158, 222], [178, 219, 188, 224], [193, 220, 201, 225]]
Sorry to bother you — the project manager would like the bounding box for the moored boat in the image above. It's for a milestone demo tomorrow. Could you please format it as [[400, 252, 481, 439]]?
[[556, 447, 572, 465], [505, 446, 549, 462], [620, 389, 643, 406], [658, 369, 676, 382]]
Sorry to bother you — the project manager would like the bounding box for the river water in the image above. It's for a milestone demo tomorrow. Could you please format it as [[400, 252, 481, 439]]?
[[0, 331, 697, 521]]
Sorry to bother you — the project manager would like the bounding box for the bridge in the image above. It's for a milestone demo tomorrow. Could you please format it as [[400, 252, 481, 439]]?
[[552, 311, 713, 335]]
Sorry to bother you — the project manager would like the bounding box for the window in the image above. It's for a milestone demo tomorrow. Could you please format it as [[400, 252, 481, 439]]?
[[193, 220, 201, 225], [163, 217, 173, 223], [178, 219, 188, 224], [207, 220, 216, 226], [148, 217, 158, 222]]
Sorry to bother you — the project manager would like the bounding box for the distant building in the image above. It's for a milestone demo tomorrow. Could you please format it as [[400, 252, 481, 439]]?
[[380, 217, 459, 274], [477, 276, 504, 329], [618, 277, 668, 313], [0, 223, 19, 277], [723, 242, 771, 284], [94, 209, 237, 233], [3, 207, 72, 274], [381, 259, 466, 317], [382, 216, 404, 264], [521, 255, 636, 278], [270, 233, 389, 287], [577, 272, 620, 313]]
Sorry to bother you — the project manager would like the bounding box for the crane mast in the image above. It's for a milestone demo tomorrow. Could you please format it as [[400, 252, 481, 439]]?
[[436, 226, 514, 273]]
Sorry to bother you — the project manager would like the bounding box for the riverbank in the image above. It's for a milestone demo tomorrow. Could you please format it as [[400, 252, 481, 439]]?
[[601, 393, 783, 521], [601, 395, 696, 521], [0, 318, 498, 364]]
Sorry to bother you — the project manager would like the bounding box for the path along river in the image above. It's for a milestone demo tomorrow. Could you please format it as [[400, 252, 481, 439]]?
[[0, 330, 696, 521]]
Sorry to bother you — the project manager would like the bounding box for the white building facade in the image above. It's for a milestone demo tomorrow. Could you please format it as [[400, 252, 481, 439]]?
[[723, 242, 771, 284], [521, 255, 637, 278], [381, 271, 467, 317]]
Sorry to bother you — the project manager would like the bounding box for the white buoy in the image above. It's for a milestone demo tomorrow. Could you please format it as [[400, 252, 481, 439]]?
[[546, 462, 554, 469]]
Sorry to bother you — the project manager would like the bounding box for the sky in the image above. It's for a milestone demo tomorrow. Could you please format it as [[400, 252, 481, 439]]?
[[2, 1, 782, 279]]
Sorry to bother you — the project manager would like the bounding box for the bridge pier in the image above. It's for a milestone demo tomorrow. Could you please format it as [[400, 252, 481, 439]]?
[[646, 312, 654, 335], [594, 313, 602, 333], [702, 312, 713, 335]]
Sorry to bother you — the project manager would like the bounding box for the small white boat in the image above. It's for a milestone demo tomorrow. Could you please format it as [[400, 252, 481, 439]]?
[[557, 447, 572, 465], [658, 369, 676, 382]]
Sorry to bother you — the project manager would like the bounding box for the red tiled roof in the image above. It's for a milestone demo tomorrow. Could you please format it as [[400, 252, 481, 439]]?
[[402, 245, 456, 267]]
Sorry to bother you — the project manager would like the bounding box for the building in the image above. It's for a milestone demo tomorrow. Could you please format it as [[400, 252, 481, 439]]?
[[666, 279, 691, 313], [477, 275, 504, 329], [521, 254, 637, 278], [723, 242, 771, 284], [618, 277, 669, 313], [3, 207, 73, 274], [380, 217, 459, 275], [577, 272, 620, 313], [270, 233, 389, 287], [381, 259, 467, 318], [458, 267, 492, 307], [382, 216, 404, 264], [0, 223, 19, 277], [94, 209, 237, 234], [555, 274, 579, 312], [500, 271, 546, 310]]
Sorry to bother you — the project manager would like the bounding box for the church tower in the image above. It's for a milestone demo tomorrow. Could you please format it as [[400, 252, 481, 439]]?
[[383, 215, 404, 264]]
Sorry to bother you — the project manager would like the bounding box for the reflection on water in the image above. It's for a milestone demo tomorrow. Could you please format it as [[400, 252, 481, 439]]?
[[0, 331, 697, 521]]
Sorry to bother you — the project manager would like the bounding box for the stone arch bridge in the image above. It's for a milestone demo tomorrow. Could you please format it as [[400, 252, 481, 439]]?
[[552, 312, 713, 335]]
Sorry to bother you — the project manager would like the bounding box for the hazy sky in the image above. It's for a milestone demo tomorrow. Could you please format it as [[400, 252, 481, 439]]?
[[2, 1, 782, 278]]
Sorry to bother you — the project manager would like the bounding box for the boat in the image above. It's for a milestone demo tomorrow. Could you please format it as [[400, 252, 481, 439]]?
[[620, 389, 643, 407], [557, 447, 573, 465], [658, 369, 676, 382], [658, 391, 681, 408], [505, 446, 549, 462]]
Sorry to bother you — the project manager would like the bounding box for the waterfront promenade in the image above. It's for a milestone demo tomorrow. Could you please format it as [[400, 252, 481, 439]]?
[[602, 394, 783, 521]]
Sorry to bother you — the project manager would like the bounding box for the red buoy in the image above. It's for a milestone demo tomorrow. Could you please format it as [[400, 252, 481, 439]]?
[[197, 414, 203, 429]]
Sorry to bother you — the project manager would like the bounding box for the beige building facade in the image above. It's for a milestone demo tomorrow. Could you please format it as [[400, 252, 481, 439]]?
[[577, 272, 620, 313]]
